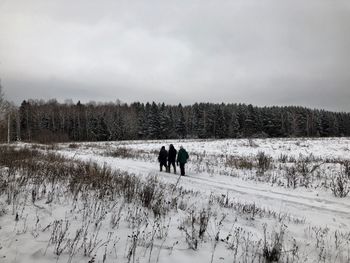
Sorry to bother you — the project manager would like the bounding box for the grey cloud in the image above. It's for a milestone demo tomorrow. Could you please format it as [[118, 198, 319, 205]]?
[[4, 76, 184, 105], [0, 0, 349, 111]]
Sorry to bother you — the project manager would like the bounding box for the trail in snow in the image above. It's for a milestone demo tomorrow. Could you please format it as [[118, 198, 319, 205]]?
[[58, 149, 350, 230]]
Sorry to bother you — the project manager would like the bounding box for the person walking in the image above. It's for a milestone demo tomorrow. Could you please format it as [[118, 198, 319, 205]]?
[[167, 144, 177, 174], [158, 146, 168, 172], [177, 146, 189, 176]]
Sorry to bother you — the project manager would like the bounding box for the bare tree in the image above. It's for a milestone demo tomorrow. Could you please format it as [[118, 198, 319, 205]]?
[[0, 81, 9, 125], [0, 81, 9, 142], [0, 81, 17, 143], [0, 81, 5, 114]]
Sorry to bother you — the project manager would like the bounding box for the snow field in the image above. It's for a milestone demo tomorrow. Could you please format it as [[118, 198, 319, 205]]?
[[0, 138, 350, 262]]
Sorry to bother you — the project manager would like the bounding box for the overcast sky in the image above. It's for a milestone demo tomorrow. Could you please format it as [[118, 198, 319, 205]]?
[[0, 0, 349, 111]]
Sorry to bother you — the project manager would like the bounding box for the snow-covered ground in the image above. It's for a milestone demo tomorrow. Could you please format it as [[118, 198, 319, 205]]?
[[1, 138, 350, 262]]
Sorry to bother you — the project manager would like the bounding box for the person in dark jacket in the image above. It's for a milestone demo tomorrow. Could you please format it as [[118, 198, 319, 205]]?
[[158, 146, 168, 172], [177, 146, 189, 176], [167, 144, 177, 174]]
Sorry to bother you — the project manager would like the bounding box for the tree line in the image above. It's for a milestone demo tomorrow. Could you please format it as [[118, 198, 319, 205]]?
[[3, 99, 350, 143]]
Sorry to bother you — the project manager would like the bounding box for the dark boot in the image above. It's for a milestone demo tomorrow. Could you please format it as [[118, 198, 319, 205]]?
[[180, 163, 185, 176]]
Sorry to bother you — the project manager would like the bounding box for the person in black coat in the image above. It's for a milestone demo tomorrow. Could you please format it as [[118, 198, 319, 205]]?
[[167, 144, 177, 173], [158, 146, 168, 172]]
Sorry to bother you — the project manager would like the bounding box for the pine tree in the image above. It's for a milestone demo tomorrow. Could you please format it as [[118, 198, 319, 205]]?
[[19, 100, 33, 141], [244, 104, 257, 137], [136, 103, 147, 139], [110, 111, 125, 140], [262, 108, 282, 137], [197, 104, 207, 138], [237, 104, 248, 136], [148, 102, 160, 139], [191, 103, 201, 138], [175, 104, 186, 138], [320, 111, 331, 137], [159, 103, 171, 139], [215, 106, 227, 138], [97, 116, 109, 141], [229, 112, 240, 138]]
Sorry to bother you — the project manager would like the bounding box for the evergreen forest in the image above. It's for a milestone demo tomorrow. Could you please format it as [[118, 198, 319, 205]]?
[[6, 100, 350, 143]]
